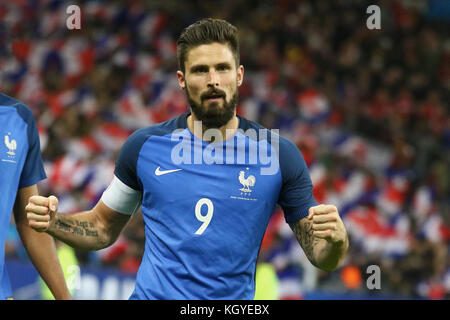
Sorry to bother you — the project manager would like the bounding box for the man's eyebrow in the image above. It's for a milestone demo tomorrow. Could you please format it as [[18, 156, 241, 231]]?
[[189, 62, 232, 72], [216, 62, 232, 68]]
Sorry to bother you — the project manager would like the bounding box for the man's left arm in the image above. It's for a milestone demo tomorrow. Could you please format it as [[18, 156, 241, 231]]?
[[289, 204, 349, 272], [13, 184, 71, 300]]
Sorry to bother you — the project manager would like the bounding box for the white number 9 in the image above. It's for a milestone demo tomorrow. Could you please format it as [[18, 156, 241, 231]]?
[[194, 198, 214, 235]]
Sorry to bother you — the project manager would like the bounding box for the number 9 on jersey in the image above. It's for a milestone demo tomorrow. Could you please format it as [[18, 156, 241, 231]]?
[[194, 198, 214, 235]]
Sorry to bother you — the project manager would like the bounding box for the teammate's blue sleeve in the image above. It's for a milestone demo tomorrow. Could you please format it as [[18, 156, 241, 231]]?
[[17, 104, 46, 188], [277, 138, 318, 223], [114, 128, 148, 191]]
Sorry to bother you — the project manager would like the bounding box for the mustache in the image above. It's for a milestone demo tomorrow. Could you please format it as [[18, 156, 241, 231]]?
[[200, 88, 226, 101]]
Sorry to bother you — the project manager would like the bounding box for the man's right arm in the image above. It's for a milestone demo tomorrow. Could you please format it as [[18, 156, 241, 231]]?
[[26, 196, 131, 251]]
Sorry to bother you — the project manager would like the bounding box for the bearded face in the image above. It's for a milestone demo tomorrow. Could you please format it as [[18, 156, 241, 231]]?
[[177, 42, 244, 129], [186, 84, 238, 129]]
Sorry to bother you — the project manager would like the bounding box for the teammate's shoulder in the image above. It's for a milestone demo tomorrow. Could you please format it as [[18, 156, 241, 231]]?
[[0, 93, 34, 122]]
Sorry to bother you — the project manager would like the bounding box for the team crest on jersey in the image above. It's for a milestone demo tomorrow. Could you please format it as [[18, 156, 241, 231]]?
[[2, 133, 18, 163], [230, 168, 258, 202], [239, 170, 255, 193]]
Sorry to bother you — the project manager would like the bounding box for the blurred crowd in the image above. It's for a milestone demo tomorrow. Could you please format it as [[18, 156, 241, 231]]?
[[1, 0, 449, 299]]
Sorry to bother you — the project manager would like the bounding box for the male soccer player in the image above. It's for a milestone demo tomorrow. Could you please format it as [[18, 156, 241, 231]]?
[[0, 93, 71, 299], [26, 18, 349, 299]]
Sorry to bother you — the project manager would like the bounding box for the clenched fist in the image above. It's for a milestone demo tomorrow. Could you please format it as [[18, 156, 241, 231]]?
[[308, 204, 347, 245], [26, 195, 59, 232]]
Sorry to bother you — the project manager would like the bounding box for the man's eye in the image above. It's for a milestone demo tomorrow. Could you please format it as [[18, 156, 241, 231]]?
[[217, 65, 229, 71], [194, 68, 208, 73]]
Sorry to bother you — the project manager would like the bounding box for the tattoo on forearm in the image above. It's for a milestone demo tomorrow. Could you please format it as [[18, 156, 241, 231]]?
[[289, 220, 320, 263], [54, 218, 99, 238]]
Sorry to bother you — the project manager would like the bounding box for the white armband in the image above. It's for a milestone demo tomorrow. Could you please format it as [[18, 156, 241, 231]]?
[[101, 175, 142, 216]]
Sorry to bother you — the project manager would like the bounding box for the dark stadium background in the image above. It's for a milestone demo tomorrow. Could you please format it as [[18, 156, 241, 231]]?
[[1, 0, 449, 300]]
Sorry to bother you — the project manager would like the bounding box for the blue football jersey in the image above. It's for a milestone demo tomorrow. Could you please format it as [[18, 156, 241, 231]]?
[[0, 93, 46, 299], [114, 113, 317, 299]]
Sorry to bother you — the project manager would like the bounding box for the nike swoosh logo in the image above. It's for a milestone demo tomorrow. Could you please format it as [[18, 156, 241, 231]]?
[[155, 166, 182, 176]]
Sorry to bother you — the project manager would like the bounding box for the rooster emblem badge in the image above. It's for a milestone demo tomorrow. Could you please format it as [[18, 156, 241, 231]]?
[[239, 169, 256, 193], [4, 133, 17, 156]]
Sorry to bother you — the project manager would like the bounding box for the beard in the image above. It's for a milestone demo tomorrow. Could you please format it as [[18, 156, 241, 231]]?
[[186, 85, 238, 129]]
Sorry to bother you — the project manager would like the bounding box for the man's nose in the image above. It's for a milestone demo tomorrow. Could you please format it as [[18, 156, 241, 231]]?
[[207, 70, 219, 87]]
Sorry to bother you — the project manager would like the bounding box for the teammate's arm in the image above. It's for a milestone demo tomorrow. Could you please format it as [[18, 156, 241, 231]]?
[[289, 205, 349, 272], [14, 185, 71, 299], [26, 196, 131, 251]]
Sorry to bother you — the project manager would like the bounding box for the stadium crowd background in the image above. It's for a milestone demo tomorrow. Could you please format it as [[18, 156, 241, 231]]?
[[1, 0, 449, 299]]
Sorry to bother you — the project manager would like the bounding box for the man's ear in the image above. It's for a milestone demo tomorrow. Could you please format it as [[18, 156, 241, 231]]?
[[237, 65, 244, 87], [177, 70, 186, 89]]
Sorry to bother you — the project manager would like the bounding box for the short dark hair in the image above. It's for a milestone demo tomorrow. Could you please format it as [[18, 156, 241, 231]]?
[[177, 18, 240, 73]]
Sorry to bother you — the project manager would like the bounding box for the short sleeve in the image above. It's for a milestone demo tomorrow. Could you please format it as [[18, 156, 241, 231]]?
[[18, 105, 46, 188], [277, 138, 318, 223], [114, 128, 148, 191]]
